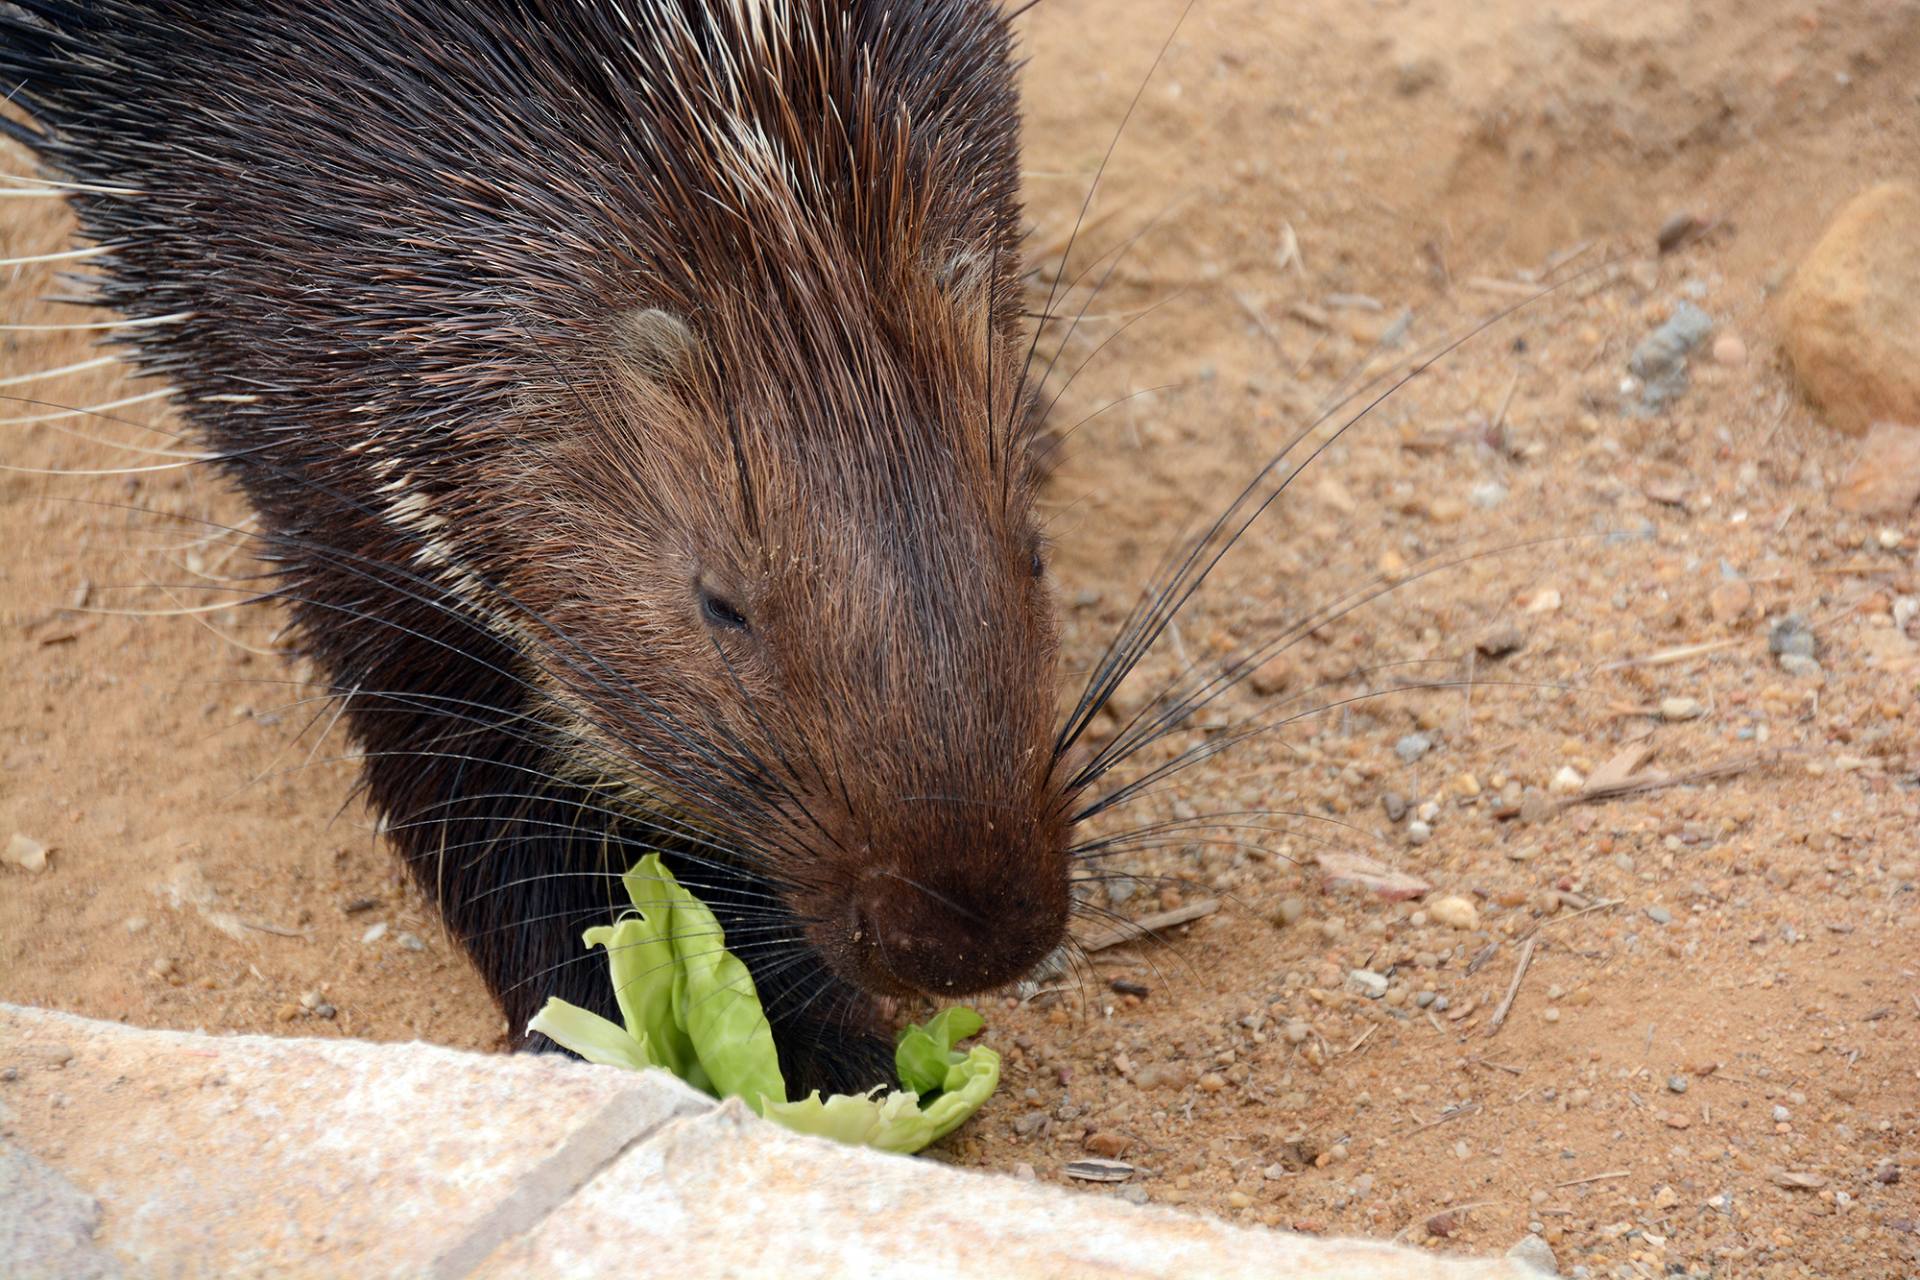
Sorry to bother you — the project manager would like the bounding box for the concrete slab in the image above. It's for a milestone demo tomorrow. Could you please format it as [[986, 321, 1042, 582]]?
[[476, 1098, 1537, 1280], [1, 1004, 1540, 1279], [0, 1005, 711, 1277]]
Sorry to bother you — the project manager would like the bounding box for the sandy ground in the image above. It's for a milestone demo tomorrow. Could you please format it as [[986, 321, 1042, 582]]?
[[3, 2, 1917, 1275]]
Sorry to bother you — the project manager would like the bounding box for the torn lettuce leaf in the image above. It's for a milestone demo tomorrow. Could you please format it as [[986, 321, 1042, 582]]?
[[526, 852, 999, 1155]]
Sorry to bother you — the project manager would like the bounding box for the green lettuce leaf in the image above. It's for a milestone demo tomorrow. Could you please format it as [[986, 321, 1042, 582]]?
[[527, 852, 999, 1154], [762, 1044, 1001, 1155], [894, 1005, 986, 1095]]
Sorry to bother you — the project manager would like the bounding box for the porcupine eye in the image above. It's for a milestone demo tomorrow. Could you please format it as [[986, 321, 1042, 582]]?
[[699, 587, 750, 632]]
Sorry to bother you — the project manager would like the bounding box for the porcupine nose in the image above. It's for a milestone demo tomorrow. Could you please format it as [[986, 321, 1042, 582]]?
[[848, 864, 1062, 997]]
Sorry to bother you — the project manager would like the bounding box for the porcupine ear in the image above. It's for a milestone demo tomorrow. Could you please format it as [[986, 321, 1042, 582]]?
[[611, 307, 707, 391]]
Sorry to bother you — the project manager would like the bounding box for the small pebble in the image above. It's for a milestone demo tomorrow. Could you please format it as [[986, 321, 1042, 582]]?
[[1711, 333, 1747, 366], [1778, 653, 1825, 681], [1667, 1075, 1690, 1094], [1085, 1131, 1131, 1158], [1283, 1019, 1311, 1044], [1626, 301, 1713, 414], [1524, 588, 1562, 614], [1347, 969, 1390, 999], [3, 833, 49, 874], [123, 915, 150, 934], [1395, 733, 1434, 764], [360, 922, 389, 944], [1406, 820, 1433, 846], [1548, 766, 1585, 796], [1270, 896, 1307, 928], [1506, 1234, 1559, 1275], [1469, 481, 1508, 509], [1772, 1104, 1791, 1123], [1659, 696, 1705, 721], [1709, 578, 1753, 623], [1646, 905, 1674, 925], [1768, 615, 1817, 659], [1427, 894, 1479, 930], [398, 932, 426, 952]]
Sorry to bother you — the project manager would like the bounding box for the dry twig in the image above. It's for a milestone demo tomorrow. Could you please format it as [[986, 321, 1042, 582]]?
[[1076, 898, 1221, 953], [1485, 935, 1538, 1036]]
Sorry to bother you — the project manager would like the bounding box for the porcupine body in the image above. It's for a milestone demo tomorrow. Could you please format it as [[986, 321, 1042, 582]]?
[[1, 1, 1075, 1094]]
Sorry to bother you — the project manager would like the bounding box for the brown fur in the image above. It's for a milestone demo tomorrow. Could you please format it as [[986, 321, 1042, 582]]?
[[1, 0, 1073, 1089]]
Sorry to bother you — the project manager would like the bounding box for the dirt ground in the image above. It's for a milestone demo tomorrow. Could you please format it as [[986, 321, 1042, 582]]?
[[3, 2, 1917, 1275]]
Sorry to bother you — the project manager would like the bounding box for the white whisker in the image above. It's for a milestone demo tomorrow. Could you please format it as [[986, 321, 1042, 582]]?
[[0, 245, 113, 267], [0, 456, 213, 476], [0, 355, 118, 388], [0, 173, 141, 195], [0, 311, 191, 332], [0, 388, 171, 424]]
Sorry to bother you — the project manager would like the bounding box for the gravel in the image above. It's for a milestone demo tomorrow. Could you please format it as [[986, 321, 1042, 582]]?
[[1626, 300, 1713, 414], [1395, 733, 1434, 764], [1768, 615, 1818, 658], [1346, 969, 1389, 999]]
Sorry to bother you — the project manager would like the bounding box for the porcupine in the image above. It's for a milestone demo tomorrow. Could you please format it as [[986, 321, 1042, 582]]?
[[0, 0, 1099, 1094]]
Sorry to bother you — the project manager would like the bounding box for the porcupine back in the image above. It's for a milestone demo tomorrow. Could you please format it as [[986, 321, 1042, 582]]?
[[0, 1, 1074, 1093]]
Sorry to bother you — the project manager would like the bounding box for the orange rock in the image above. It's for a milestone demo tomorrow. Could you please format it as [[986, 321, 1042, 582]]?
[[1777, 184, 1920, 435], [1708, 578, 1754, 624]]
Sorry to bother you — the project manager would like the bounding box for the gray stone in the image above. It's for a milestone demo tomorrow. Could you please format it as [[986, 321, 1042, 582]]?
[[1626, 302, 1713, 414], [1396, 733, 1434, 764], [1505, 1233, 1560, 1275], [1768, 616, 1818, 659], [1347, 969, 1390, 999]]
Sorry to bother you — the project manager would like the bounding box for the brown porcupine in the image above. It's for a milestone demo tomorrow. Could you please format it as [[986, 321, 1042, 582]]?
[[0, 0, 1084, 1093]]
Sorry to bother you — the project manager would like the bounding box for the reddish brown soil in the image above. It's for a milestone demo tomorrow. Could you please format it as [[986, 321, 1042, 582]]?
[[3, 3, 1916, 1275]]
